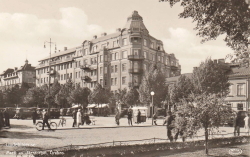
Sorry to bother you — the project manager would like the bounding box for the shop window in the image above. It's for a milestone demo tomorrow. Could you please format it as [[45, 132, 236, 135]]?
[[237, 103, 243, 110]]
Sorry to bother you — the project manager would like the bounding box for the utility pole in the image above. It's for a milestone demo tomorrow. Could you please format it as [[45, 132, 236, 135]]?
[[44, 38, 56, 115]]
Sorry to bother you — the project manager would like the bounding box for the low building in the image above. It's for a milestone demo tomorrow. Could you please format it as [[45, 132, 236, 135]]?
[[0, 60, 36, 91], [35, 11, 181, 91], [225, 65, 250, 112]]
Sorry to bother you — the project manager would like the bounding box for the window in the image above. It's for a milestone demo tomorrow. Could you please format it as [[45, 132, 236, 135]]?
[[100, 79, 103, 85], [47, 77, 48, 82], [41, 78, 43, 83], [150, 42, 154, 48], [237, 103, 243, 110], [67, 74, 69, 79], [64, 74, 66, 80], [227, 103, 231, 107], [122, 51, 127, 58], [111, 66, 114, 73], [134, 62, 138, 69], [115, 53, 118, 60], [100, 67, 103, 75], [61, 75, 63, 80], [144, 39, 147, 46], [105, 67, 107, 74], [134, 49, 139, 55], [76, 72, 78, 78], [229, 84, 233, 95], [70, 73, 72, 79], [61, 64, 63, 70], [162, 56, 164, 63], [122, 77, 126, 85], [111, 78, 114, 86], [115, 65, 118, 72], [144, 51, 147, 58], [84, 48, 88, 55], [123, 38, 127, 46], [237, 84, 244, 96], [115, 78, 117, 85], [104, 55, 107, 61], [100, 55, 103, 62], [78, 71, 80, 78], [122, 63, 126, 71], [58, 65, 60, 71]]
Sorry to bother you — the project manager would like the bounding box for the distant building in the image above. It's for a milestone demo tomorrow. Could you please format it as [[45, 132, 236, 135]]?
[[225, 65, 250, 112], [35, 11, 181, 91], [0, 60, 36, 91]]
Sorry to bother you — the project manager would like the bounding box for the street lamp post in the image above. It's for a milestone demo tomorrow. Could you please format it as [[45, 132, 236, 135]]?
[[150, 91, 155, 125], [44, 38, 56, 115]]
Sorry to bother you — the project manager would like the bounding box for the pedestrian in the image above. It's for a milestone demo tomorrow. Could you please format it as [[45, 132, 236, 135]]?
[[244, 113, 249, 135], [153, 113, 157, 125], [173, 112, 186, 142], [127, 108, 133, 126], [72, 109, 77, 127], [42, 109, 51, 130], [115, 108, 120, 125], [76, 109, 82, 128], [3, 108, 10, 127], [32, 109, 37, 125], [163, 111, 174, 142], [137, 109, 141, 124], [234, 112, 241, 136]]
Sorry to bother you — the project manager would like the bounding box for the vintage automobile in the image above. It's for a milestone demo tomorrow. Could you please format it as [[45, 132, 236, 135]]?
[[66, 108, 73, 116], [49, 108, 60, 119], [14, 107, 36, 119]]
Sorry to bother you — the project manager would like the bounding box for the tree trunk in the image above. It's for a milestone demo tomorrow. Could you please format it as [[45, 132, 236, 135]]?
[[205, 127, 209, 155], [98, 103, 99, 117]]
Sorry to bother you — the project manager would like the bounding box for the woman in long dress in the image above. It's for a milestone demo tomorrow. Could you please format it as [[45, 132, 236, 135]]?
[[76, 109, 82, 128], [244, 113, 249, 135]]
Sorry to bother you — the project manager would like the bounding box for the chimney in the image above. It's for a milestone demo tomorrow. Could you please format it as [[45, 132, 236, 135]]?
[[93, 35, 97, 39], [116, 28, 121, 32], [64, 47, 67, 51], [101, 32, 107, 36], [14, 67, 18, 70], [213, 59, 217, 63], [218, 59, 225, 63]]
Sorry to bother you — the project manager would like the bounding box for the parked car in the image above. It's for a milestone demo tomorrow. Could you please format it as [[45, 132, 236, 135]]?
[[49, 108, 60, 119], [60, 108, 67, 116]]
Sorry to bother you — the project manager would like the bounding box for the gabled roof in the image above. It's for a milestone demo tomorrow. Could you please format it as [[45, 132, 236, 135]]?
[[228, 66, 250, 77], [0, 69, 14, 76]]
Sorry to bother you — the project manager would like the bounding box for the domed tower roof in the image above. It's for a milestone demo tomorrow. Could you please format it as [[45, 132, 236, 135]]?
[[124, 11, 148, 33]]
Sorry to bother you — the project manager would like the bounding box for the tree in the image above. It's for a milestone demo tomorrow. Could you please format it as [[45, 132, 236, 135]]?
[[0, 91, 4, 108], [175, 93, 232, 155], [23, 86, 47, 108], [166, 0, 250, 65], [89, 83, 109, 116], [192, 58, 230, 97], [169, 74, 194, 105], [125, 88, 139, 106], [139, 65, 168, 107], [68, 84, 91, 109]]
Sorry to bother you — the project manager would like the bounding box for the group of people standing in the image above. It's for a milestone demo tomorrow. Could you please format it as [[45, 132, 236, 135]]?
[[115, 107, 142, 126], [72, 109, 91, 128], [234, 112, 250, 136], [0, 109, 10, 129]]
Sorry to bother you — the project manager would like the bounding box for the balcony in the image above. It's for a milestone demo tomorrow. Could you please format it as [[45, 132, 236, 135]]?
[[128, 68, 143, 74], [128, 55, 144, 61], [80, 64, 91, 71], [47, 70, 56, 76], [128, 82, 140, 88], [81, 76, 91, 82], [170, 65, 178, 70]]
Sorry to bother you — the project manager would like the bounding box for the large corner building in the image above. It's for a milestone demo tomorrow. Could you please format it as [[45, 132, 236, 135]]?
[[36, 11, 181, 91]]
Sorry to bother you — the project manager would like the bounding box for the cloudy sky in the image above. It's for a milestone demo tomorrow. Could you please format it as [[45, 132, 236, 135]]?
[[0, 0, 233, 74]]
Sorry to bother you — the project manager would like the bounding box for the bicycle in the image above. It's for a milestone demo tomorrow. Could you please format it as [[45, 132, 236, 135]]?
[[58, 117, 66, 127], [36, 120, 57, 131]]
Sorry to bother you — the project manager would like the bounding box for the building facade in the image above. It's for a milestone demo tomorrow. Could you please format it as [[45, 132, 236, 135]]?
[[0, 60, 36, 91], [225, 65, 250, 112], [36, 11, 181, 91]]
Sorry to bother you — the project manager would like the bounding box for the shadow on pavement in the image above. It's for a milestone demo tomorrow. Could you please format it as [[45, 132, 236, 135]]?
[[9, 124, 34, 130], [0, 131, 61, 139]]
